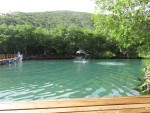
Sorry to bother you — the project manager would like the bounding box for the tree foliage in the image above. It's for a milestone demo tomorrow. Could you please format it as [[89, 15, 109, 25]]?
[[0, 9, 149, 59], [94, 0, 150, 58]]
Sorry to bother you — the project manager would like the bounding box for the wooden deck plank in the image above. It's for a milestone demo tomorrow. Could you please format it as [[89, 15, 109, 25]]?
[[0, 107, 150, 113], [0, 95, 150, 110], [0, 58, 16, 61], [1, 103, 149, 113], [0, 95, 149, 113]]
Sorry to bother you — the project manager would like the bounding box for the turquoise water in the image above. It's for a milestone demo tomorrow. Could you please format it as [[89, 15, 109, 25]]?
[[0, 59, 144, 102]]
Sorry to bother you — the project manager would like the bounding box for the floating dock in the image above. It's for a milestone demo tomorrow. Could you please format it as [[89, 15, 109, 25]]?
[[0, 95, 149, 113]]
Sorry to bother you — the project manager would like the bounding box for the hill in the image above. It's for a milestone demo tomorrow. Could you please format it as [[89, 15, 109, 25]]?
[[0, 11, 94, 29], [0, 11, 125, 59]]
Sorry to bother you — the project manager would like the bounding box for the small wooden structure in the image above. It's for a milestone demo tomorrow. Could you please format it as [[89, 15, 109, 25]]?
[[0, 95, 149, 113], [0, 54, 16, 65], [0, 54, 16, 59]]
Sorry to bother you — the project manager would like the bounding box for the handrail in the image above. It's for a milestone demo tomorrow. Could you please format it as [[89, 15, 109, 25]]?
[[0, 54, 16, 60]]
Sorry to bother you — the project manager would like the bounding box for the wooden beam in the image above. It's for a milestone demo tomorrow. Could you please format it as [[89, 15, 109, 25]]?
[[0, 95, 149, 113]]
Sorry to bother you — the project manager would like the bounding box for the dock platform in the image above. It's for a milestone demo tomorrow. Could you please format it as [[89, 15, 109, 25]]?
[[0, 58, 16, 65], [0, 95, 150, 113], [0, 54, 16, 65]]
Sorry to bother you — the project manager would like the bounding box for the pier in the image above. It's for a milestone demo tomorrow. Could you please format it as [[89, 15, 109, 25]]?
[[0, 54, 16, 65], [0, 95, 149, 113]]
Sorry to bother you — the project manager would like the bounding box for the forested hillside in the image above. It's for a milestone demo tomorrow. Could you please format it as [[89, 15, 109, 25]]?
[[0, 11, 94, 29], [0, 10, 149, 59], [0, 11, 116, 59]]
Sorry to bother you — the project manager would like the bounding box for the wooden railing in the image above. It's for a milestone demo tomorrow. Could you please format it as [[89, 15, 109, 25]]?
[[0, 54, 16, 60]]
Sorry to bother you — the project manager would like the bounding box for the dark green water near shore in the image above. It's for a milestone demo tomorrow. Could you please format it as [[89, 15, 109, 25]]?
[[0, 59, 144, 102]]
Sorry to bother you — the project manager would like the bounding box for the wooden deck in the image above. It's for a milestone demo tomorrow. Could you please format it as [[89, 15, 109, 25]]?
[[0, 58, 16, 65], [0, 54, 17, 65], [0, 58, 16, 61], [0, 54, 16, 60], [0, 95, 150, 113]]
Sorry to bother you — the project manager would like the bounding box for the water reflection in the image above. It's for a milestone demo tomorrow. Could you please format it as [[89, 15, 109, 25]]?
[[96, 62, 126, 66], [75, 61, 87, 72]]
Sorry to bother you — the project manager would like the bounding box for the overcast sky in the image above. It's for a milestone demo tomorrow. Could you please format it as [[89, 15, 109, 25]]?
[[0, 0, 95, 13]]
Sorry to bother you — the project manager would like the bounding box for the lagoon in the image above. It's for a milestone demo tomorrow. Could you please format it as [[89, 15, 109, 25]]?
[[0, 59, 143, 102]]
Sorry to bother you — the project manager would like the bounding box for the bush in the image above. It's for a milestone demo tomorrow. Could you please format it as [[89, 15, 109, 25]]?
[[100, 51, 116, 58]]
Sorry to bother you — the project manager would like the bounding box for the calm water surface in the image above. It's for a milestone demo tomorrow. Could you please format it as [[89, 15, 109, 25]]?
[[0, 59, 144, 102]]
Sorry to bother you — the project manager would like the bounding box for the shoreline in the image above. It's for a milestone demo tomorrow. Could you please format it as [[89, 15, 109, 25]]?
[[23, 55, 143, 60]]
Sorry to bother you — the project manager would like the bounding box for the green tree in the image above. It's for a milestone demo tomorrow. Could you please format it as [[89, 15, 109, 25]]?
[[94, 0, 150, 58]]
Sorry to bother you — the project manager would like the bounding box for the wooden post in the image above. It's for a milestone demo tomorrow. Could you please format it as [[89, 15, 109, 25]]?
[[12, 54, 16, 58], [6, 54, 8, 59], [8, 54, 11, 58], [1, 54, 5, 59]]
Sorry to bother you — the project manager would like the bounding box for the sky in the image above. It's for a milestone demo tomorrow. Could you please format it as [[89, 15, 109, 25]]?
[[0, 0, 95, 14]]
